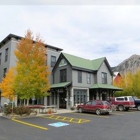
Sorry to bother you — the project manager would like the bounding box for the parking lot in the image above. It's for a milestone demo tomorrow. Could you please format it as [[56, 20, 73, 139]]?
[[0, 109, 140, 140]]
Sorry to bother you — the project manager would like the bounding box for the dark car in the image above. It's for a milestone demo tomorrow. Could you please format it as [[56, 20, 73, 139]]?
[[77, 100, 113, 115]]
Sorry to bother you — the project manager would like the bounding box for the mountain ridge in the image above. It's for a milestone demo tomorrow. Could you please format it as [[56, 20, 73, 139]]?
[[112, 54, 140, 75]]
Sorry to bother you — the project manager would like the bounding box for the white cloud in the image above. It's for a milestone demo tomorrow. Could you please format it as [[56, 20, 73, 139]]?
[[1, 0, 140, 5], [1, 5, 140, 67]]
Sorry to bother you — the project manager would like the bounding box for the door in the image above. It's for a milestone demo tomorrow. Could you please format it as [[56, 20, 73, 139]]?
[[84, 101, 92, 111], [59, 93, 66, 109]]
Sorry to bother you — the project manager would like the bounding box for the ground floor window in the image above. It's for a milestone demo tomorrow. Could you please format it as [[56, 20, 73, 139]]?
[[74, 89, 87, 105]]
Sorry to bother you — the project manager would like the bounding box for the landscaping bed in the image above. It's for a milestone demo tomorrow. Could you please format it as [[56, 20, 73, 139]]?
[[2, 105, 37, 119]]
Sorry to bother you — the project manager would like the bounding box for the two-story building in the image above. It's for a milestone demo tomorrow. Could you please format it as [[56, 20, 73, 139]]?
[[51, 53, 122, 109]]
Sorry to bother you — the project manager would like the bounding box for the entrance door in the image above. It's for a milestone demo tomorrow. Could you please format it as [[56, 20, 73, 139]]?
[[59, 93, 66, 109]]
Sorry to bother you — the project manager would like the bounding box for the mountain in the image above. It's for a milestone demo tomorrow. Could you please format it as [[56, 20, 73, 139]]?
[[112, 54, 140, 75]]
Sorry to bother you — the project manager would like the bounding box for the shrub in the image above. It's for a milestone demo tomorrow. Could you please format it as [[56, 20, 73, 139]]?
[[14, 106, 32, 116], [4, 105, 13, 115], [4, 105, 32, 116]]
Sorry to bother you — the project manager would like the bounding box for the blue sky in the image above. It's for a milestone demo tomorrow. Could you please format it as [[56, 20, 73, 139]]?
[[1, 3, 140, 67]]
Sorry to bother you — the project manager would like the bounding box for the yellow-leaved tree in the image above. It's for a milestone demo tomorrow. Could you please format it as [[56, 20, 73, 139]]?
[[14, 30, 50, 105], [0, 67, 15, 101]]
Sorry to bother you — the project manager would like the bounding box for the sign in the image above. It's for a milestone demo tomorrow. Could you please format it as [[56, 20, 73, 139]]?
[[48, 122, 69, 127]]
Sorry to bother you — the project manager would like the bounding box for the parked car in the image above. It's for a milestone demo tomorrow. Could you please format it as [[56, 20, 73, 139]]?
[[109, 96, 135, 111], [131, 96, 140, 110], [77, 100, 113, 115]]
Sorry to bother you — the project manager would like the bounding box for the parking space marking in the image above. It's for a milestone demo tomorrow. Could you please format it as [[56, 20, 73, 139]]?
[[41, 115, 90, 124], [71, 113, 109, 118], [12, 118, 48, 130]]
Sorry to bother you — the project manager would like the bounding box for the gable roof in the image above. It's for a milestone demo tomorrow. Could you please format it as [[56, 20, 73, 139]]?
[[62, 53, 108, 72], [62, 53, 94, 71], [91, 57, 106, 70]]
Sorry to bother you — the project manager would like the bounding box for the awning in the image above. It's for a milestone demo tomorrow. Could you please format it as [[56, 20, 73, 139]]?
[[51, 82, 71, 89], [90, 83, 123, 91]]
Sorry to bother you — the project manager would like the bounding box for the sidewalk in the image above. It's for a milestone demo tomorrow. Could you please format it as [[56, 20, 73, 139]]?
[[0, 109, 77, 117], [36, 109, 76, 116]]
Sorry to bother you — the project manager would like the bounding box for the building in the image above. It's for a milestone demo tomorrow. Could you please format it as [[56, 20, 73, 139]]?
[[113, 72, 122, 85], [51, 53, 122, 109], [0, 34, 122, 108], [0, 34, 62, 106]]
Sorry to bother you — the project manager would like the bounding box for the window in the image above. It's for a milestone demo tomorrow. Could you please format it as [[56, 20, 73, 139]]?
[[102, 72, 107, 84], [60, 69, 67, 82], [86, 101, 92, 105], [3, 68, 7, 77], [51, 56, 56, 67], [92, 101, 97, 105], [87, 73, 91, 84], [0, 53, 1, 65], [74, 89, 87, 105], [124, 97, 128, 101], [5, 48, 8, 62], [116, 98, 124, 101], [78, 71, 82, 83]]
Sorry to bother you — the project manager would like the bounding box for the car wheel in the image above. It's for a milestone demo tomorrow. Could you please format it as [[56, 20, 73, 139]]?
[[118, 105, 124, 111], [137, 105, 140, 111], [124, 107, 129, 111], [96, 109, 101, 115], [78, 108, 83, 113]]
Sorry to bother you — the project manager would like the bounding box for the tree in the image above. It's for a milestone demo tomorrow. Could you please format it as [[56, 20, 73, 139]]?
[[0, 67, 15, 101], [114, 71, 140, 98], [14, 30, 50, 105], [132, 71, 140, 98]]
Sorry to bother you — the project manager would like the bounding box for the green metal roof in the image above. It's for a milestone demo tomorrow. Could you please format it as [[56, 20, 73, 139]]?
[[51, 82, 71, 89], [91, 57, 105, 70], [90, 83, 123, 91], [62, 53, 105, 71]]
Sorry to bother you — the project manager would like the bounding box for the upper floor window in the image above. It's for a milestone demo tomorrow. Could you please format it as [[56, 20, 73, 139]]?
[[78, 71, 82, 83], [87, 73, 91, 84], [102, 72, 107, 84], [51, 56, 56, 67], [5, 48, 8, 62], [60, 69, 67, 82], [0, 53, 1, 65], [3, 68, 7, 77]]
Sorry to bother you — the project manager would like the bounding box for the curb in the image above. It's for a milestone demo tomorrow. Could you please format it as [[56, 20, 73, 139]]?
[[0, 110, 77, 119]]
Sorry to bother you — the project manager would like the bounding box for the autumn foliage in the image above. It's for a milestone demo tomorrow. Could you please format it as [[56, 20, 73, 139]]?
[[14, 30, 50, 105], [0, 67, 15, 100], [114, 71, 140, 98]]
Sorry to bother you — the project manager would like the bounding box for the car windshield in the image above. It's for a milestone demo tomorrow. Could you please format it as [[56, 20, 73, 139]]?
[[101, 101, 110, 105]]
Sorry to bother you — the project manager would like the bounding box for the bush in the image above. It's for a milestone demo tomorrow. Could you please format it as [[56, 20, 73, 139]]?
[[4, 105, 32, 116], [4, 105, 13, 115], [14, 106, 32, 116]]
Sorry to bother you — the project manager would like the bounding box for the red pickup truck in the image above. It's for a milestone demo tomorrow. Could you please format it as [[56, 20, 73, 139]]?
[[109, 96, 135, 111]]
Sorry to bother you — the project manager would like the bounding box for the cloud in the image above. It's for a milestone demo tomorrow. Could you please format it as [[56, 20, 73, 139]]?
[[1, 5, 140, 67], [1, 0, 140, 5]]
